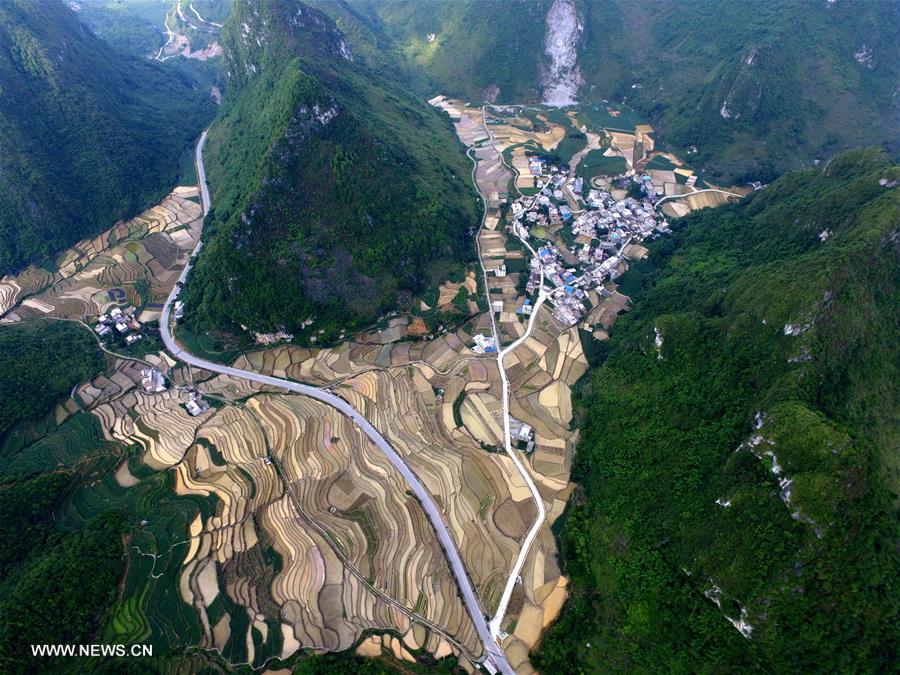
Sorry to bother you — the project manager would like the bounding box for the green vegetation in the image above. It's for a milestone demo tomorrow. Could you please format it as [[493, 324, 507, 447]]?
[[349, 0, 898, 182], [330, 0, 552, 102], [644, 154, 678, 171], [578, 100, 647, 133], [74, 0, 168, 56], [552, 131, 588, 165], [0, 322, 126, 674], [0, 509, 125, 673], [578, 0, 900, 183], [536, 149, 899, 671], [0, 0, 215, 274], [181, 0, 480, 341], [576, 150, 626, 182], [0, 321, 104, 436]]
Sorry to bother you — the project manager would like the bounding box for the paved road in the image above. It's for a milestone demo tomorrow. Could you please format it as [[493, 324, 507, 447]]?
[[161, 131, 513, 675], [470, 114, 549, 640]]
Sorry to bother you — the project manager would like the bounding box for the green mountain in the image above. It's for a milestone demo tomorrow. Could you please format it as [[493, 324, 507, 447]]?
[[320, 0, 551, 101], [180, 0, 480, 339], [0, 0, 214, 273], [536, 148, 899, 671], [336, 0, 898, 182]]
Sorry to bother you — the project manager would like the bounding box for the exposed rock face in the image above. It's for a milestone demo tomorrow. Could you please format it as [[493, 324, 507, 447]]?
[[541, 0, 583, 106], [718, 47, 763, 121], [854, 44, 875, 69]]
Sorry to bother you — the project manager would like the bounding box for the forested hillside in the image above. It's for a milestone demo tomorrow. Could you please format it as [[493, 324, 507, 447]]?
[[0, 0, 214, 273], [345, 0, 898, 182], [318, 0, 551, 102], [180, 0, 479, 339], [536, 148, 899, 671], [0, 321, 124, 673]]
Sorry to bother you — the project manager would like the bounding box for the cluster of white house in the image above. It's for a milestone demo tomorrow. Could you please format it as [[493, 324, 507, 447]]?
[[578, 190, 669, 240], [505, 160, 671, 327], [471, 333, 497, 354], [95, 307, 143, 346], [509, 417, 535, 452], [139, 367, 210, 416]]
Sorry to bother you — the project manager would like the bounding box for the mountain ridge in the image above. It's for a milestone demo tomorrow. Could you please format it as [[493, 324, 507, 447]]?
[[0, 0, 215, 273], [180, 0, 480, 340]]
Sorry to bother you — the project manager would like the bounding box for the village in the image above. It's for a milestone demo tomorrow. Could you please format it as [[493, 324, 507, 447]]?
[[502, 156, 670, 329]]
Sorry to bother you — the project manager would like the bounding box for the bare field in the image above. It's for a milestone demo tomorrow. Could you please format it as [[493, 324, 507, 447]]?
[[0, 189, 201, 322], [83, 356, 484, 664]]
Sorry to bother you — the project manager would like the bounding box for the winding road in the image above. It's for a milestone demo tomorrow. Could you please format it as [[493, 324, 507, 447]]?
[[160, 131, 514, 675], [472, 110, 550, 640]]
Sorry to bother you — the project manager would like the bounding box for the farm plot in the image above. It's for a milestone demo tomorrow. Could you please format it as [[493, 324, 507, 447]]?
[[0, 189, 201, 322], [485, 114, 566, 155], [83, 354, 485, 666], [335, 368, 528, 615]]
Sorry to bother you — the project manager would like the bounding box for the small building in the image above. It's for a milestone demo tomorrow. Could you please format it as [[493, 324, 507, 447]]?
[[509, 418, 534, 447], [115, 323, 130, 334], [186, 393, 210, 417], [95, 324, 112, 337], [494, 264, 507, 278], [125, 334, 143, 346], [141, 368, 166, 393], [472, 333, 497, 354], [491, 300, 504, 313]]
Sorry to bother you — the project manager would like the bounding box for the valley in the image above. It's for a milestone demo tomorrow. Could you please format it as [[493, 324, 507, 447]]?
[[0, 2, 895, 674], [0, 84, 740, 673]]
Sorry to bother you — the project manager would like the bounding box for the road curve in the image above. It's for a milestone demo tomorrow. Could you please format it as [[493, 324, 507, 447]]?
[[653, 187, 743, 208], [469, 113, 549, 639], [161, 131, 513, 675]]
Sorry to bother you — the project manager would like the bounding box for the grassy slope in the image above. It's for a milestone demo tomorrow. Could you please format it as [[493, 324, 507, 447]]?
[[181, 0, 480, 340], [535, 148, 899, 672], [0, 0, 215, 273]]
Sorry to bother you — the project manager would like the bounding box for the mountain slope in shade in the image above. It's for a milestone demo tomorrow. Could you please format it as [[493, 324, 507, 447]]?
[[180, 0, 479, 340], [0, 0, 214, 273]]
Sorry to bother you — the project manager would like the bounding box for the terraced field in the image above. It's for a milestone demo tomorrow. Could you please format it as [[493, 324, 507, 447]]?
[[172, 97, 596, 672], [66, 347, 486, 667], [1, 101, 608, 673], [0, 187, 201, 323]]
